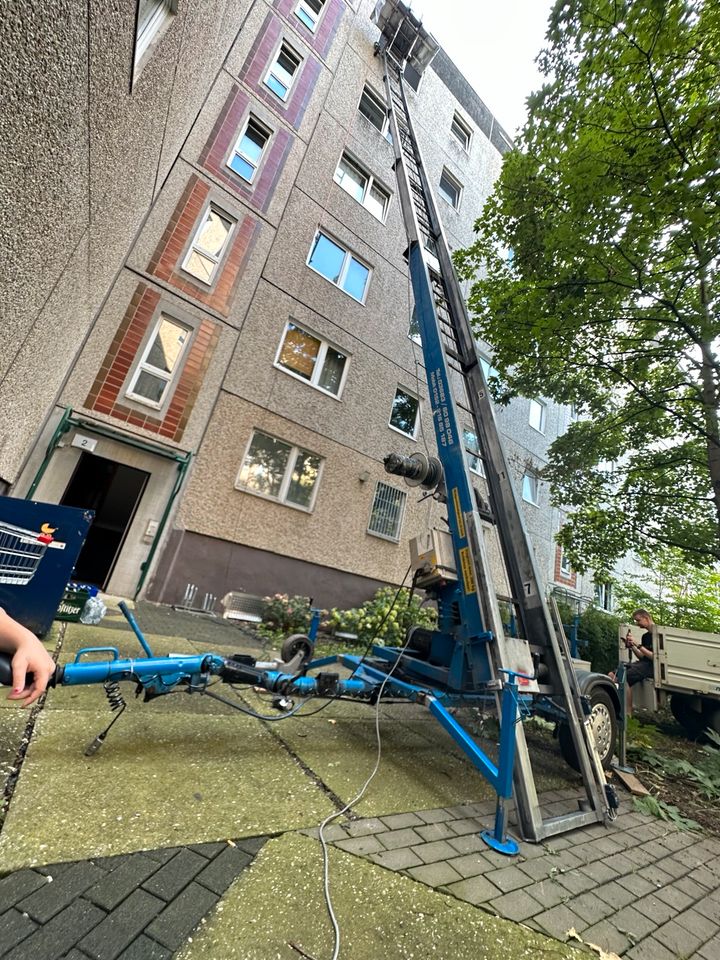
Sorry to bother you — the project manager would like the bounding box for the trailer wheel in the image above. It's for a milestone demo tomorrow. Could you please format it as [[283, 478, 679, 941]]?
[[702, 701, 720, 737], [670, 694, 706, 739], [558, 688, 617, 772], [280, 634, 313, 668]]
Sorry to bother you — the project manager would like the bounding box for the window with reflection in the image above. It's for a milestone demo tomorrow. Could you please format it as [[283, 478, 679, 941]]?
[[389, 387, 419, 438], [126, 315, 190, 409], [307, 231, 371, 302], [235, 430, 322, 510], [182, 207, 235, 284], [275, 322, 348, 397], [264, 43, 302, 100], [228, 116, 271, 183], [334, 152, 390, 221]]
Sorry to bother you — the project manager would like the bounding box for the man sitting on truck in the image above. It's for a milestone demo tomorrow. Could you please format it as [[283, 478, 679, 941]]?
[[609, 608, 655, 717]]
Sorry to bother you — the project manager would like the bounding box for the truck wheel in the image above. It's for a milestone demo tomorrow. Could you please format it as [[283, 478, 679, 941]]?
[[670, 694, 706, 739], [558, 687, 617, 772]]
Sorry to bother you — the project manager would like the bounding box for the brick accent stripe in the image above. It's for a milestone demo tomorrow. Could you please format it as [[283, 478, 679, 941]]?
[[273, 0, 346, 60], [199, 84, 294, 212], [238, 12, 322, 130], [85, 283, 220, 443], [147, 174, 261, 315]]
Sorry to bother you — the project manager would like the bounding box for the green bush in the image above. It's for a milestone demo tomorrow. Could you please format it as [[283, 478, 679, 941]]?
[[261, 594, 319, 634], [325, 586, 437, 647], [576, 606, 621, 674]]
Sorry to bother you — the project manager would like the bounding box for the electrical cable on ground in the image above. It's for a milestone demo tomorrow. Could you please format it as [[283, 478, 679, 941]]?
[[316, 573, 420, 960]]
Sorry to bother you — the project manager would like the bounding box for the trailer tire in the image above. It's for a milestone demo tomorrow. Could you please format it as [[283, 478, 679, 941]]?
[[558, 687, 617, 772], [280, 634, 313, 668], [702, 701, 720, 737], [670, 694, 706, 740]]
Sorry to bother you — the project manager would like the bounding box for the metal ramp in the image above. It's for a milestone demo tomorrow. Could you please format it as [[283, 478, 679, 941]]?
[[372, 0, 614, 841]]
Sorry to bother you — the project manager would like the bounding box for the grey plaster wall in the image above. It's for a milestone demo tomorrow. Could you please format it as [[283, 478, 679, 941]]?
[[0, 0, 250, 484]]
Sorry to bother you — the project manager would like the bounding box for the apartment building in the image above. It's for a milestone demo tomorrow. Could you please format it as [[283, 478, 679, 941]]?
[[2, 0, 596, 610]]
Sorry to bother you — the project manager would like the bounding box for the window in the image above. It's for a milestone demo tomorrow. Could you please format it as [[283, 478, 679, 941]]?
[[236, 430, 322, 510], [529, 399, 546, 434], [307, 231, 371, 302], [559, 548, 572, 577], [135, 0, 175, 66], [275, 322, 348, 397], [522, 470, 539, 505], [334, 153, 390, 222], [264, 42, 302, 101], [295, 0, 325, 31], [450, 112, 472, 150], [358, 85, 388, 134], [181, 207, 235, 285], [368, 482, 406, 541], [464, 428, 484, 476], [479, 356, 499, 382], [389, 387, 419, 438], [438, 168, 462, 209], [228, 116, 271, 183], [595, 581, 613, 611], [126, 314, 190, 409], [569, 403, 580, 422]]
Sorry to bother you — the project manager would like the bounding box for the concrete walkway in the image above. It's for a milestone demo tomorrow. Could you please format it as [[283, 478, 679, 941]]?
[[1, 603, 719, 959]]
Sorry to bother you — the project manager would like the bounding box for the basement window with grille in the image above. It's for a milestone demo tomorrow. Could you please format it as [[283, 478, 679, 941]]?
[[368, 481, 407, 541]]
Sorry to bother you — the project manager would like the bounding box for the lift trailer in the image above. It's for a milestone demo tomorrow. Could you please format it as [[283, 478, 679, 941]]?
[[0, 1, 619, 853]]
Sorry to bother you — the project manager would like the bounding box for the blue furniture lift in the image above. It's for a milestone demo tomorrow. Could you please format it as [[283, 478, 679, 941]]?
[[0, 1, 619, 854]]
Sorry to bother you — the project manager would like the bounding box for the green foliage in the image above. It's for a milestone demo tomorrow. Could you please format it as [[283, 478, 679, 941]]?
[[455, 0, 720, 575], [615, 547, 720, 632], [325, 586, 437, 647], [261, 594, 318, 635], [632, 795, 701, 831], [631, 734, 720, 801], [576, 605, 621, 674]]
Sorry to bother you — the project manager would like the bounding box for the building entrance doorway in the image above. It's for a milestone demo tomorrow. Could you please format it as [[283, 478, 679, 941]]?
[[60, 452, 149, 589]]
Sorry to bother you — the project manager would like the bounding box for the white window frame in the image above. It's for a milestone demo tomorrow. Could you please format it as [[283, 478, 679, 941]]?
[[559, 548, 572, 577], [333, 152, 391, 222], [274, 321, 349, 399], [463, 427, 485, 477], [367, 481, 407, 542], [295, 0, 325, 32], [388, 386, 420, 439], [235, 430, 323, 512], [125, 313, 191, 410], [529, 399, 546, 434], [227, 115, 272, 184], [135, 0, 176, 66], [438, 167, 462, 210], [522, 470, 540, 505], [181, 205, 235, 286], [450, 111, 472, 151], [264, 41, 302, 102], [595, 581, 612, 611], [358, 84, 389, 136], [307, 230, 372, 303]]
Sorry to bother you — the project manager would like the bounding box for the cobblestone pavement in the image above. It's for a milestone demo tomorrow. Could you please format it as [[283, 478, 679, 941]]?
[[1, 603, 720, 958]]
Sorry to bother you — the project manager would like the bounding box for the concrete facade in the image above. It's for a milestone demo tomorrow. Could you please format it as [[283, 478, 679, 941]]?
[[3, 0, 598, 611]]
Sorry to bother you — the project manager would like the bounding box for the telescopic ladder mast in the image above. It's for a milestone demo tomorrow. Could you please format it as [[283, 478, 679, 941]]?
[[371, 0, 612, 841]]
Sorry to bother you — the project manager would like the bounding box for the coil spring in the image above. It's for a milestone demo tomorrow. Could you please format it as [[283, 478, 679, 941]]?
[[103, 681, 126, 712]]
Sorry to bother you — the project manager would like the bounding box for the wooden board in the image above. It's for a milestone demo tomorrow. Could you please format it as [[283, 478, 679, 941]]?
[[614, 768, 650, 796]]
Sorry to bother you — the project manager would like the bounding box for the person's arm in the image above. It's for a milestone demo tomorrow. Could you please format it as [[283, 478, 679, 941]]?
[[0, 609, 56, 706], [632, 636, 654, 660]]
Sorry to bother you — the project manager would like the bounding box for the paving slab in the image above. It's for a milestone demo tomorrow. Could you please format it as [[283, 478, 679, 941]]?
[[0, 707, 334, 870], [176, 833, 583, 960]]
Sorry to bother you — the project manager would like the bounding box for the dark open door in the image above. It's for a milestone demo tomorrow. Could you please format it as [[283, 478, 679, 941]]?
[[60, 453, 149, 589]]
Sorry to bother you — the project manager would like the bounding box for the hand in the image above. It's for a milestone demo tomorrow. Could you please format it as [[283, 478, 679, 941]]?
[[7, 637, 56, 707]]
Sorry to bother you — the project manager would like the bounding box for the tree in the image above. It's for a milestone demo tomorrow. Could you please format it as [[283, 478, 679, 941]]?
[[455, 0, 720, 575], [615, 547, 720, 632]]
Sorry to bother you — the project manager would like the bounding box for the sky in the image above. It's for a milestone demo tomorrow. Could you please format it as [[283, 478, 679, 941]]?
[[405, 0, 556, 137]]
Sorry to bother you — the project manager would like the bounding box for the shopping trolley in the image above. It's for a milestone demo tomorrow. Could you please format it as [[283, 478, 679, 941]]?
[[0, 521, 65, 586]]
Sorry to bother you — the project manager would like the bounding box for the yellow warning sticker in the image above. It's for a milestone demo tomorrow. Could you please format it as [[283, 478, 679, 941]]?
[[459, 547, 476, 595], [452, 488, 465, 540]]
